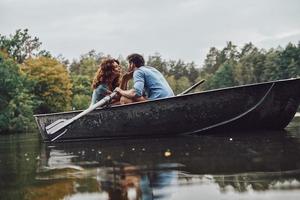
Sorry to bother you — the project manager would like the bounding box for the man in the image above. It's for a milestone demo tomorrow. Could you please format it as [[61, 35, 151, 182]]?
[[115, 53, 174, 104]]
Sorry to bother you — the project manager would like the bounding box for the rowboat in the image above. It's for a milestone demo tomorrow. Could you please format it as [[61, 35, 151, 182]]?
[[34, 78, 300, 142]]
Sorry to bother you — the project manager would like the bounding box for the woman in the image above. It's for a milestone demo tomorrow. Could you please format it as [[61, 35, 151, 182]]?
[[90, 58, 121, 105]]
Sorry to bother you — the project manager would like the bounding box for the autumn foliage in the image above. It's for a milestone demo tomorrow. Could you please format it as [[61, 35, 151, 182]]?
[[21, 57, 72, 113]]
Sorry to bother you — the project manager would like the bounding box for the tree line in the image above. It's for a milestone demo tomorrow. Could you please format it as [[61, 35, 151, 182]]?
[[0, 29, 299, 133]]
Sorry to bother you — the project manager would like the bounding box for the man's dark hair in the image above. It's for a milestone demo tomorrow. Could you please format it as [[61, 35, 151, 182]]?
[[126, 53, 145, 68]]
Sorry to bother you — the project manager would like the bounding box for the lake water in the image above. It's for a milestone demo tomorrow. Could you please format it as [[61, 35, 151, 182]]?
[[1, 116, 300, 200]]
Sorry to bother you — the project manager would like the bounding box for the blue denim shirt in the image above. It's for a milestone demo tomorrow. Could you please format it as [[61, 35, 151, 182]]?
[[90, 84, 108, 105], [133, 66, 174, 100]]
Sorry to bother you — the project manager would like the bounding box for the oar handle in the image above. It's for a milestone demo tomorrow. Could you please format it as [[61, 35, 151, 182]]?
[[73, 91, 117, 121], [177, 79, 205, 96]]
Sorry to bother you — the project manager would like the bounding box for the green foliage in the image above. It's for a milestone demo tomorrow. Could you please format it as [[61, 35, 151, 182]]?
[[234, 48, 266, 84], [0, 53, 36, 133], [202, 41, 300, 90], [202, 47, 220, 74], [71, 75, 92, 109], [221, 41, 239, 62], [71, 75, 92, 96], [0, 54, 20, 131], [185, 62, 199, 84], [72, 94, 91, 110], [208, 62, 237, 89], [169, 59, 189, 79], [0, 53, 20, 109], [167, 76, 190, 95], [69, 50, 106, 78], [7, 90, 36, 131], [261, 49, 281, 81], [278, 43, 300, 79], [0, 29, 49, 64], [147, 53, 168, 76]]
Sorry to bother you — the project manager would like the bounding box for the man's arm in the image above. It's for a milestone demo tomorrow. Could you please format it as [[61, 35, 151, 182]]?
[[114, 88, 136, 99], [114, 87, 147, 103]]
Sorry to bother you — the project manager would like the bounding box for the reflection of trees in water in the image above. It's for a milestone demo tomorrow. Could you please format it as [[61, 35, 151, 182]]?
[[212, 170, 300, 193], [30, 163, 178, 200], [28, 164, 300, 200], [28, 125, 300, 199], [24, 179, 77, 200], [0, 134, 40, 200], [172, 170, 300, 193], [3, 118, 300, 199]]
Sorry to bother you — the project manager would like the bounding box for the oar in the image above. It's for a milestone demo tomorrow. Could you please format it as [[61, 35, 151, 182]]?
[[177, 79, 205, 96], [46, 91, 117, 141]]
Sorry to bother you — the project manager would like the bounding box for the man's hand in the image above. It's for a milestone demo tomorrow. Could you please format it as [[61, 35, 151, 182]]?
[[114, 87, 122, 94]]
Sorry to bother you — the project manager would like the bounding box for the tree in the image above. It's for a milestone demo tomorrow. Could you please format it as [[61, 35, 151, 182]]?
[[221, 41, 239, 62], [240, 42, 257, 58], [117, 55, 129, 71], [234, 48, 266, 84], [0, 53, 21, 132], [208, 61, 237, 89], [169, 59, 189, 79], [201, 42, 239, 76], [186, 62, 199, 84], [72, 94, 91, 110], [279, 43, 300, 78], [69, 50, 106, 78], [71, 75, 92, 110], [0, 53, 36, 133], [262, 49, 282, 81], [0, 53, 20, 110], [202, 47, 221, 74], [6, 89, 36, 132], [21, 57, 73, 113], [166, 75, 190, 95], [0, 29, 49, 63], [147, 53, 168, 75]]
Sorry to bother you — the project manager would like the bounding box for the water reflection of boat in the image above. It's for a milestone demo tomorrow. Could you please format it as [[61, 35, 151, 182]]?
[[39, 132, 300, 174], [34, 78, 300, 141], [34, 131, 300, 199]]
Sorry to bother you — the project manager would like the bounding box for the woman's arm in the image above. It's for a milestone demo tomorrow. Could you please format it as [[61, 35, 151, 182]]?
[[120, 71, 134, 90]]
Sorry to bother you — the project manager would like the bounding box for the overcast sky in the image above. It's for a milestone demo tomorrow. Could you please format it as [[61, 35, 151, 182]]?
[[1, 0, 299, 66]]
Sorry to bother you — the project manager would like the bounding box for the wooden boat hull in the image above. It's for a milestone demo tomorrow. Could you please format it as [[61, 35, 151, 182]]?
[[34, 78, 300, 141]]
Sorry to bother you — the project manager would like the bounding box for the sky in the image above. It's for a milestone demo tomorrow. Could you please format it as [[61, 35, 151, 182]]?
[[1, 0, 299, 66]]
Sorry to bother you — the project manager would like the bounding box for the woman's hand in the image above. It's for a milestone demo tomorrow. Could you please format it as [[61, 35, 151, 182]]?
[[120, 71, 133, 90], [122, 71, 133, 80]]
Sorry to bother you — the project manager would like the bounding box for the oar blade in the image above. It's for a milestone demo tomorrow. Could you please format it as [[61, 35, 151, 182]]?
[[46, 91, 117, 140], [46, 119, 66, 131], [46, 119, 69, 135]]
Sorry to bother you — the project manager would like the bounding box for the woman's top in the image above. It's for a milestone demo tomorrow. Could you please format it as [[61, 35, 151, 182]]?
[[90, 84, 109, 105]]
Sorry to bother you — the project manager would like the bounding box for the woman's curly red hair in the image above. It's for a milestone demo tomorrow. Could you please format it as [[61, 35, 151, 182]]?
[[92, 58, 120, 90]]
